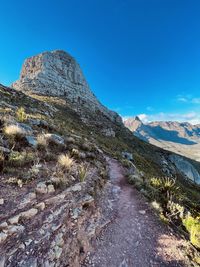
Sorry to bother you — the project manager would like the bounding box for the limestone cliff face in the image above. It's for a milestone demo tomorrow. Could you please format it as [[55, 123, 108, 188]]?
[[12, 50, 121, 124]]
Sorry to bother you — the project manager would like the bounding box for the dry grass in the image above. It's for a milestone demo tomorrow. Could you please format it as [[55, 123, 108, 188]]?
[[57, 154, 75, 170], [37, 134, 48, 148], [4, 124, 25, 137]]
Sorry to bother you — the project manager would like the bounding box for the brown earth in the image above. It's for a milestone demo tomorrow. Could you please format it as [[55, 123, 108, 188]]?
[[82, 158, 191, 267]]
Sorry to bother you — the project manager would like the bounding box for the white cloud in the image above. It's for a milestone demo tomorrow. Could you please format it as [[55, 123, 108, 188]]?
[[138, 114, 149, 122], [177, 95, 200, 105]]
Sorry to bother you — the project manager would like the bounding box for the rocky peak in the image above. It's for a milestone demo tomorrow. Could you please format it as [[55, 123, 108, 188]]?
[[12, 50, 121, 124], [135, 116, 141, 122], [123, 116, 143, 131]]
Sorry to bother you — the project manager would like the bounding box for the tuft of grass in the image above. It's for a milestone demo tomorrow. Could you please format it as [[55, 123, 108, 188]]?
[[37, 134, 48, 149], [16, 107, 27, 122], [57, 154, 75, 170], [0, 152, 5, 172], [4, 124, 25, 138], [78, 163, 89, 182]]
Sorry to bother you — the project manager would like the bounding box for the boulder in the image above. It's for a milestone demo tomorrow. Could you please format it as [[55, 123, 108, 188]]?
[[17, 123, 33, 135], [36, 182, 48, 194], [45, 133, 65, 146], [25, 136, 37, 147], [47, 184, 55, 193], [0, 146, 10, 154], [0, 222, 8, 230], [8, 215, 20, 225], [122, 152, 133, 161], [35, 202, 45, 211], [0, 232, 7, 244], [20, 208, 38, 219], [28, 118, 49, 128]]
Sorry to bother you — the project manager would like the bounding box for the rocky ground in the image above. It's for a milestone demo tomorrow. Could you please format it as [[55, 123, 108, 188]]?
[[82, 158, 192, 267]]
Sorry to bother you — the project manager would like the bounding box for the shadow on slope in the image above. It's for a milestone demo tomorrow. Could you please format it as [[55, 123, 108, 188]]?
[[136, 125, 197, 145]]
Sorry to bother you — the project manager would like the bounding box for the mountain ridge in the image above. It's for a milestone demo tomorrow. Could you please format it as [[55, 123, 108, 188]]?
[[124, 116, 200, 162]]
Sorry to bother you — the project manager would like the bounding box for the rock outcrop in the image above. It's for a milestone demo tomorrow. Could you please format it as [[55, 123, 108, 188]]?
[[12, 50, 121, 124], [169, 155, 200, 184]]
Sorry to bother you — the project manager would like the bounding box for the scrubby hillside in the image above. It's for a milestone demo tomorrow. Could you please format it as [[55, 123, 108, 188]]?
[[0, 50, 200, 266]]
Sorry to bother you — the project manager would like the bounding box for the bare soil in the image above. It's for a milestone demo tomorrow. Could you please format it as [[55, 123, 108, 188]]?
[[83, 158, 190, 267]]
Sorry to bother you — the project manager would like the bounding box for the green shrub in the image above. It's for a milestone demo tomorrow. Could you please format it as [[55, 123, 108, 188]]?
[[183, 216, 200, 249], [78, 163, 89, 182], [150, 176, 180, 200], [16, 107, 27, 122], [8, 151, 35, 167]]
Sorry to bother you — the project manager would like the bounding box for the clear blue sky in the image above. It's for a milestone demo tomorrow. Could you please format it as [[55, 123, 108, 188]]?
[[1, 0, 200, 123]]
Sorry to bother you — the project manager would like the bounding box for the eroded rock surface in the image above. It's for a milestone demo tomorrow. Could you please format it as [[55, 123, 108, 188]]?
[[12, 50, 121, 124], [169, 155, 200, 184], [0, 169, 107, 267]]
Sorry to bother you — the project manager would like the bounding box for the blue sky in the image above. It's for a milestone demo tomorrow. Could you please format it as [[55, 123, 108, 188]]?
[[0, 0, 200, 123]]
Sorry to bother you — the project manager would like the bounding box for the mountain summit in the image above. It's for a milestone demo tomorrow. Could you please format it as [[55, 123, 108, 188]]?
[[12, 50, 121, 124]]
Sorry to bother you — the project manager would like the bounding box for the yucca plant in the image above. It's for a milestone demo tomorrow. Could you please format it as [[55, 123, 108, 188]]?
[[78, 163, 89, 182], [16, 107, 27, 122]]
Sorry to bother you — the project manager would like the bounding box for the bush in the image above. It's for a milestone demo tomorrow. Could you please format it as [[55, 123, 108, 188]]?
[[183, 216, 200, 249], [4, 124, 25, 138], [57, 154, 75, 170], [78, 163, 89, 182], [37, 134, 48, 149], [8, 151, 35, 167], [16, 107, 27, 122], [150, 177, 180, 200]]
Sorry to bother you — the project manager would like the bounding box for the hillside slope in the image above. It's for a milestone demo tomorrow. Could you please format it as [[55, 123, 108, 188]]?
[[0, 51, 200, 266]]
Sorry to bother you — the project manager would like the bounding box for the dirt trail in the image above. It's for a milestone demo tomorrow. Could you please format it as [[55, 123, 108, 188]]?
[[84, 158, 189, 267]]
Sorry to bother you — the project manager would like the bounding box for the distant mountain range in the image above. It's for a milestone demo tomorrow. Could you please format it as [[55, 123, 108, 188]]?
[[124, 116, 200, 162]]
